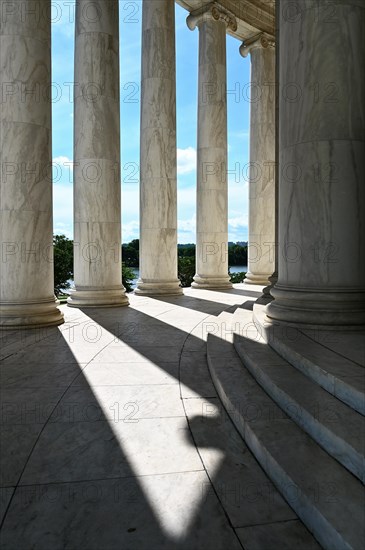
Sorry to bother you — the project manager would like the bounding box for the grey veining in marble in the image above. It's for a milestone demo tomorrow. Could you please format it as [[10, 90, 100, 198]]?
[[135, 0, 182, 296], [68, 0, 128, 308], [237, 519, 321, 550], [189, 5, 233, 289], [0, 0, 63, 328], [0, 472, 243, 550], [267, 0, 365, 326], [241, 35, 276, 286]]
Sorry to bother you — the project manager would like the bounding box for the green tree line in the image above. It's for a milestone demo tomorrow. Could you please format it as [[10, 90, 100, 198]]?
[[53, 236, 247, 296], [122, 240, 247, 268]]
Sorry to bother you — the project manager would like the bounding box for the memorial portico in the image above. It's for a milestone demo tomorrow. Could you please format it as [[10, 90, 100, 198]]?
[[0, 2, 364, 548], [1, 0, 364, 328]]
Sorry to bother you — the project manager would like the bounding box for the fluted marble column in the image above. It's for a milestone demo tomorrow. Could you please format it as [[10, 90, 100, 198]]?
[[188, 3, 235, 289], [135, 0, 182, 296], [240, 34, 275, 286], [68, 0, 128, 307], [267, 0, 365, 326], [0, 0, 64, 328]]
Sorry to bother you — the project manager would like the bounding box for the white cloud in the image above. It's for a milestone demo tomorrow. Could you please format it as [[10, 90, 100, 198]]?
[[52, 1, 76, 39], [53, 156, 74, 184], [178, 215, 196, 244], [178, 215, 196, 233], [177, 147, 196, 175], [53, 155, 73, 166], [53, 183, 73, 237], [122, 220, 140, 242], [177, 186, 196, 210], [122, 187, 139, 218], [228, 215, 248, 229], [51, 155, 248, 244]]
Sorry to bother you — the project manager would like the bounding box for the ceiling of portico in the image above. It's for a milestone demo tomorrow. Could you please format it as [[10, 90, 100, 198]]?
[[176, 0, 275, 41]]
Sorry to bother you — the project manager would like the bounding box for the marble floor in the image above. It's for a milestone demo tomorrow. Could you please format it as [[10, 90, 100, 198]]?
[[0, 285, 319, 549]]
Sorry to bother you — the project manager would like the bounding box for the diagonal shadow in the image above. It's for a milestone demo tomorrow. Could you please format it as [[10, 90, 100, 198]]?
[[0, 295, 250, 549], [196, 283, 262, 298], [131, 291, 252, 316]]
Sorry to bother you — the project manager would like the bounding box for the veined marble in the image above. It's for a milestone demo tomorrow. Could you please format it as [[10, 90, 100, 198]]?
[[241, 34, 276, 286], [267, 0, 365, 326], [189, 4, 234, 289], [135, 0, 182, 296], [68, 0, 128, 308], [0, 0, 63, 328]]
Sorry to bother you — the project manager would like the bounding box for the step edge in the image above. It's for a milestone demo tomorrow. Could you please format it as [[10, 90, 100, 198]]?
[[252, 309, 365, 416], [233, 336, 365, 483], [207, 336, 363, 550]]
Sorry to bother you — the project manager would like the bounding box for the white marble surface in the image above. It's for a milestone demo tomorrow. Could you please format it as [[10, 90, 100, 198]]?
[[0, 0, 63, 328], [208, 306, 365, 550], [243, 38, 276, 285], [0, 286, 262, 549], [136, 0, 182, 296], [190, 6, 233, 289], [1, 285, 357, 547], [267, 0, 365, 326], [68, 0, 128, 308]]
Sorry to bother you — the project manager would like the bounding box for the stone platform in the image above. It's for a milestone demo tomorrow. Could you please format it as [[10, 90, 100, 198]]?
[[1, 285, 363, 549]]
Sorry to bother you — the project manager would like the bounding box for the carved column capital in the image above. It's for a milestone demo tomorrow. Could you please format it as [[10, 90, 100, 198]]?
[[187, 2, 237, 32], [239, 33, 275, 58]]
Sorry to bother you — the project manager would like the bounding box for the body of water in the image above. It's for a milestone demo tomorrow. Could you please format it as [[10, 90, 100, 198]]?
[[66, 266, 247, 292], [130, 266, 247, 289]]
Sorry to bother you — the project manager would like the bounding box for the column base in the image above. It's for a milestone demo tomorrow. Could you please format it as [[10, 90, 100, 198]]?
[[266, 285, 365, 327], [134, 280, 183, 296], [244, 271, 272, 285], [191, 275, 233, 290], [67, 287, 129, 308], [0, 299, 64, 330]]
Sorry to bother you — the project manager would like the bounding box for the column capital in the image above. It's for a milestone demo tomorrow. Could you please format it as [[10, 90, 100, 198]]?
[[187, 2, 237, 32], [239, 33, 275, 58]]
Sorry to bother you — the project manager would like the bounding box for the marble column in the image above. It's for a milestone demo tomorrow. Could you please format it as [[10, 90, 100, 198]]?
[[240, 34, 276, 286], [266, 0, 365, 326], [187, 3, 235, 289], [68, 0, 128, 307], [135, 0, 182, 296], [262, 11, 280, 301], [0, 0, 64, 328]]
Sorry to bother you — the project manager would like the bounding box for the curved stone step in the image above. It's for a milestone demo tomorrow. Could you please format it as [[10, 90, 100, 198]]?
[[180, 330, 321, 549], [207, 332, 365, 550], [252, 304, 365, 416], [232, 326, 365, 482]]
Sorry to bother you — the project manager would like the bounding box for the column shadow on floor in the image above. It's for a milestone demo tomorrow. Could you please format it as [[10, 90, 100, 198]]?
[[0, 299, 256, 549]]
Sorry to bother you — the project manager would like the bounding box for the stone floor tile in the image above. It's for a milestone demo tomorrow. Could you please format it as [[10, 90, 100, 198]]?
[[93, 345, 183, 364], [0, 388, 67, 426], [236, 520, 322, 550], [20, 416, 203, 484], [0, 424, 43, 486], [0, 362, 85, 390], [0, 487, 14, 525], [183, 397, 296, 528], [179, 351, 217, 399], [1, 473, 242, 550], [49, 384, 185, 423], [73, 361, 179, 387]]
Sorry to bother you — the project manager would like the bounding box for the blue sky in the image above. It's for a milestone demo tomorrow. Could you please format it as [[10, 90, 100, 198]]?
[[52, 0, 251, 244]]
